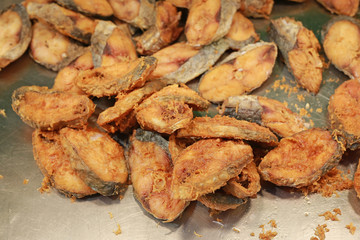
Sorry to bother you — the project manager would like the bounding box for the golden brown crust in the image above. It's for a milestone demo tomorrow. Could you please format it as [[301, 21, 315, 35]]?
[[55, 0, 113, 18], [316, 0, 359, 16], [354, 161, 360, 198]]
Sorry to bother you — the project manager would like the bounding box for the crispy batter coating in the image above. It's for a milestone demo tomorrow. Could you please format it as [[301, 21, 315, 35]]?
[[32, 130, 96, 198], [354, 160, 360, 198], [168, 134, 195, 163], [236, 0, 274, 18], [11, 86, 95, 130], [316, 0, 359, 16], [171, 138, 253, 200], [258, 128, 345, 188], [60, 127, 128, 196], [198, 189, 248, 212], [55, 0, 113, 18], [328, 79, 360, 150], [167, 0, 192, 8], [176, 115, 278, 145], [128, 130, 188, 222]]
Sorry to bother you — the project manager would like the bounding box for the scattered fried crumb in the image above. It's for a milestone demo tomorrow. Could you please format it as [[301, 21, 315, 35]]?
[[70, 196, 76, 203], [327, 77, 339, 83], [316, 108, 323, 113], [311, 224, 329, 240], [282, 101, 288, 108], [297, 94, 305, 102], [38, 177, 51, 193], [108, 212, 114, 219], [194, 230, 203, 237], [268, 220, 277, 228], [259, 230, 278, 240], [0, 175, 3, 179], [299, 108, 311, 118], [232, 227, 240, 233], [113, 223, 122, 235], [250, 232, 255, 237], [209, 209, 221, 217], [299, 168, 353, 197], [346, 223, 356, 235], [309, 119, 314, 127], [319, 211, 339, 221], [333, 208, 341, 215], [0, 109, 6, 117], [23, 179, 29, 185], [216, 218, 222, 223]]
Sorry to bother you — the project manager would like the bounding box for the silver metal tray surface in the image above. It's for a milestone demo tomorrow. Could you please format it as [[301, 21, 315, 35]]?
[[1, 0, 360, 239]]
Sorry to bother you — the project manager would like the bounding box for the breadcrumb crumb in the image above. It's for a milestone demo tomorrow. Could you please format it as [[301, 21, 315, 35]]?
[[23, 179, 29, 184], [0, 175, 3, 179], [268, 220, 277, 228], [346, 223, 356, 235], [311, 224, 329, 240], [319, 211, 339, 221], [113, 223, 122, 235], [38, 177, 51, 193], [232, 227, 240, 233], [70, 196, 76, 203], [0, 109, 6, 117], [194, 230, 203, 237], [108, 212, 114, 219], [250, 232, 255, 236]]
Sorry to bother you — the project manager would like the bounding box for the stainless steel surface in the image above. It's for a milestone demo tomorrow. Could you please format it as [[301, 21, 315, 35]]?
[[1, 1, 360, 239]]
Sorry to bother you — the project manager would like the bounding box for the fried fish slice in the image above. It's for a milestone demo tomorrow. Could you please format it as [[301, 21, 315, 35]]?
[[128, 129, 188, 222], [322, 17, 360, 79], [167, 0, 192, 8], [97, 80, 166, 133], [258, 128, 345, 188], [59, 127, 128, 196], [26, 2, 97, 44], [168, 134, 195, 163], [32, 130, 96, 198], [12, 86, 95, 130], [176, 115, 278, 145], [235, 0, 274, 18], [198, 42, 277, 102], [328, 79, 360, 150], [198, 190, 248, 212], [223, 161, 261, 198], [225, 11, 259, 50], [220, 95, 307, 138], [0, 4, 31, 70], [75, 56, 157, 97], [354, 160, 360, 198], [149, 42, 200, 79], [163, 38, 230, 84], [316, 0, 359, 17], [30, 21, 88, 71], [185, 0, 237, 46], [91, 20, 137, 68], [269, 17, 323, 93], [172, 138, 254, 200], [55, 0, 113, 18], [109, 0, 155, 30], [134, 1, 183, 55]]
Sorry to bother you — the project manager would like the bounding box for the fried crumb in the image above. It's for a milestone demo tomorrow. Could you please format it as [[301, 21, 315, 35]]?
[[0, 109, 6, 117], [23, 179, 29, 184], [297, 94, 305, 102], [311, 224, 329, 240], [250, 232, 255, 237], [216, 218, 222, 223], [333, 208, 341, 215], [108, 212, 114, 219], [232, 227, 240, 233], [194, 230, 203, 237], [268, 219, 277, 228], [0, 175, 3, 179], [113, 223, 122, 235], [316, 108, 323, 113], [319, 211, 339, 221], [70, 196, 76, 203], [209, 209, 221, 217], [38, 177, 51, 193], [346, 223, 356, 235], [259, 230, 277, 240]]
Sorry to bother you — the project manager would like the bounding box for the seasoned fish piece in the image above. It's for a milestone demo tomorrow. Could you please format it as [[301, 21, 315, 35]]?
[[354, 160, 360, 198], [0, 4, 31, 70], [225, 11, 259, 50], [167, 0, 192, 8], [236, 0, 274, 18], [198, 42, 277, 102], [109, 0, 155, 30], [198, 190, 248, 212], [269, 17, 323, 93], [26, 2, 97, 44], [32, 130, 96, 198], [60, 127, 128, 196], [30, 21, 87, 71], [168, 134, 195, 163], [258, 128, 345, 188], [55, 0, 113, 18], [75, 56, 157, 97], [53, 51, 93, 94], [128, 129, 188, 222], [149, 42, 200, 79], [316, 0, 359, 17], [134, 1, 183, 55], [328, 79, 360, 150], [12, 86, 95, 130], [176, 115, 278, 145], [97, 80, 166, 133], [164, 38, 230, 84], [322, 17, 360, 79], [172, 138, 253, 200], [91, 20, 137, 68], [220, 95, 307, 138], [185, 0, 237, 46], [223, 161, 261, 198]]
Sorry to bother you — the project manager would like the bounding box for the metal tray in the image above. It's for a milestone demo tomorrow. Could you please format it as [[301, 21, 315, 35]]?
[[1, 1, 360, 239]]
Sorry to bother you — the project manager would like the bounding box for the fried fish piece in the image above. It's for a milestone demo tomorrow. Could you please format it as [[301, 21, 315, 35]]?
[[322, 17, 360, 79], [75, 56, 157, 97], [167, 0, 192, 8], [149, 42, 200, 79], [198, 42, 277, 102], [354, 160, 360, 198], [97, 80, 166, 133], [26, 2, 97, 44], [328, 79, 360, 150], [32, 130, 96, 198], [198, 189, 248, 212], [223, 161, 261, 198], [176, 115, 278, 145], [128, 129, 188, 222], [235, 0, 274, 19], [225, 11, 259, 50], [316, 0, 359, 17], [59, 127, 128, 196], [220, 95, 307, 138], [171, 138, 254, 200], [12, 86, 95, 130], [258, 128, 345, 188], [30, 21, 88, 71], [185, 0, 237, 46], [0, 4, 31, 70], [269, 17, 323, 93], [168, 134, 195, 163], [134, 1, 183, 55], [55, 0, 113, 18], [109, 0, 155, 30]]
